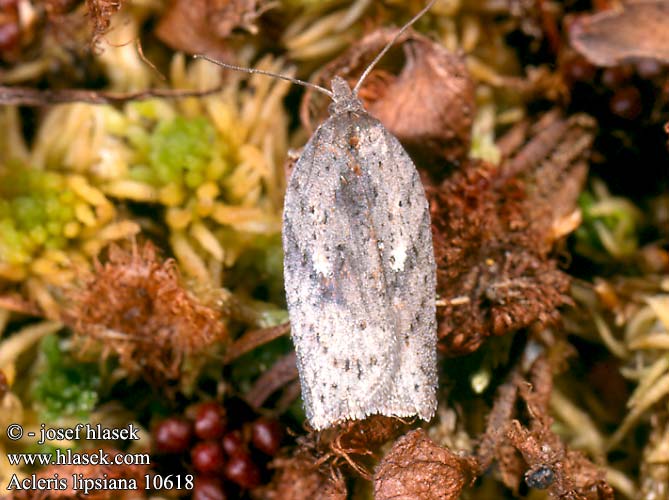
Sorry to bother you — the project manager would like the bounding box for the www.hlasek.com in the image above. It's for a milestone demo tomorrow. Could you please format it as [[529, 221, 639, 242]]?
[[5, 423, 193, 495]]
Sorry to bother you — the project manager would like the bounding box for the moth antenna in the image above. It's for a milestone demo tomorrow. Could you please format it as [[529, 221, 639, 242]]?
[[352, 0, 436, 96], [193, 55, 334, 99]]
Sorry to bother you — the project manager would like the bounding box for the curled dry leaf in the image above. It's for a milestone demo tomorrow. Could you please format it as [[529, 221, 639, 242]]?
[[156, 0, 264, 60], [366, 34, 474, 169], [431, 112, 595, 355], [66, 241, 227, 385], [374, 429, 477, 500], [301, 28, 475, 169], [569, 1, 669, 66]]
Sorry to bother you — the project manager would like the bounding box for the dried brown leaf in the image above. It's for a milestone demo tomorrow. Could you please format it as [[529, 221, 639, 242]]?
[[156, 0, 264, 60], [569, 1, 669, 66], [366, 35, 474, 168], [301, 28, 475, 168], [66, 241, 227, 385], [431, 112, 595, 355], [208, 0, 264, 37], [156, 0, 229, 60], [374, 429, 477, 500]]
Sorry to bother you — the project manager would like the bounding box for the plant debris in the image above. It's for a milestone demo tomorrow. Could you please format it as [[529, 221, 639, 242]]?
[[569, 1, 669, 67], [67, 241, 227, 385], [478, 354, 614, 499], [301, 28, 475, 170], [264, 447, 347, 500], [85, 0, 123, 51], [155, 0, 264, 60], [0, 83, 231, 106], [432, 111, 595, 355], [374, 429, 477, 500]]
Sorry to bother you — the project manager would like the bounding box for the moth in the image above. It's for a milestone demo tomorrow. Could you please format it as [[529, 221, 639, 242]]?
[[282, 75, 437, 430], [199, 0, 437, 431]]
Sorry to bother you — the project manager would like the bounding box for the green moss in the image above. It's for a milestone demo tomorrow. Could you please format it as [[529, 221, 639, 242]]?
[[576, 190, 640, 257], [226, 233, 285, 305], [31, 335, 101, 421], [147, 116, 220, 188], [0, 169, 79, 264]]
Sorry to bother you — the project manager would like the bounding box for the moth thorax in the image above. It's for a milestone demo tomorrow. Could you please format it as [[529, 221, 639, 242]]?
[[328, 76, 364, 116]]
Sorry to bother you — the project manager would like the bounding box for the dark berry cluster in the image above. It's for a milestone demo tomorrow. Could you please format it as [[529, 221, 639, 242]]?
[[558, 50, 669, 199], [152, 400, 284, 499], [561, 53, 665, 121]]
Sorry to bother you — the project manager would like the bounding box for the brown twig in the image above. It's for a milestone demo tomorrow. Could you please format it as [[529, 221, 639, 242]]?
[[246, 351, 298, 409], [0, 84, 228, 106], [223, 322, 290, 364]]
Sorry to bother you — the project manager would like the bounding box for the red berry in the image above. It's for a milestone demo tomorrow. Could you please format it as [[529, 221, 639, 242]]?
[[191, 441, 225, 474], [223, 453, 261, 489], [0, 21, 19, 52], [221, 430, 245, 457], [193, 476, 226, 500], [194, 402, 227, 440], [561, 55, 596, 85], [601, 65, 632, 89], [609, 86, 642, 120], [153, 417, 192, 454], [251, 418, 283, 456]]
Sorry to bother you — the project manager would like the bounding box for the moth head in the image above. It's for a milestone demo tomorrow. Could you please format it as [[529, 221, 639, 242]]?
[[329, 76, 364, 116]]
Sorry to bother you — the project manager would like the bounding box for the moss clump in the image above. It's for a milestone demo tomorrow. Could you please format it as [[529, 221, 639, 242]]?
[[31, 334, 101, 421], [0, 169, 77, 265]]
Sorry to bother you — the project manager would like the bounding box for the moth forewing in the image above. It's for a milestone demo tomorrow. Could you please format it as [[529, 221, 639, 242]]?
[[282, 88, 437, 431]]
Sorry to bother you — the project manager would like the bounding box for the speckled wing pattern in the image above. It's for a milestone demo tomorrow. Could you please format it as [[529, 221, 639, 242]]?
[[282, 105, 437, 431]]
